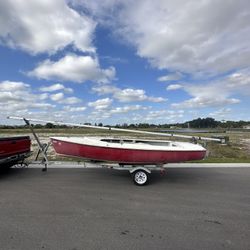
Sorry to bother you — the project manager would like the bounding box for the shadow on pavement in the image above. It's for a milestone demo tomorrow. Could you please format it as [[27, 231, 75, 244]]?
[[0, 166, 28, 180]]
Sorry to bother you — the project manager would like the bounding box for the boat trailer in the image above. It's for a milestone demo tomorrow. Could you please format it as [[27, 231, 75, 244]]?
[[7, 116, 227, 185]]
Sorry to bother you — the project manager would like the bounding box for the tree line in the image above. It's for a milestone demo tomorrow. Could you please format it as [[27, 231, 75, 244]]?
[[1, 117, 250, 129]]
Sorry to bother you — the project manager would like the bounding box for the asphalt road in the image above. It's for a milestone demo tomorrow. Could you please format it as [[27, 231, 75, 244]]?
[[0, 166, 249, 250]]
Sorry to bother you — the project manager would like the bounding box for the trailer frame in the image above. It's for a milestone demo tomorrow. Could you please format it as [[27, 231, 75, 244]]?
[[7, 116, 227, 184]]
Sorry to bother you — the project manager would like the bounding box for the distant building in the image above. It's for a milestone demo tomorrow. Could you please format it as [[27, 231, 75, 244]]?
[[243, 125, 250, 129], [170, 126, 180, 129]]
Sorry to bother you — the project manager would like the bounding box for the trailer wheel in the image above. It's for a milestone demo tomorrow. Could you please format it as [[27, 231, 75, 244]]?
[[133, 170, 149, 186]]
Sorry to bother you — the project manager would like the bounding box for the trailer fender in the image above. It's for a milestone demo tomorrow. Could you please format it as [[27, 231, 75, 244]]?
[[129, 167, 151, 174]]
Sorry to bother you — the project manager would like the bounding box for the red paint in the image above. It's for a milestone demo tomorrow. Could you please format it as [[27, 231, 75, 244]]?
[[51, 138, 206, 165], [0, 136, 31, 159]]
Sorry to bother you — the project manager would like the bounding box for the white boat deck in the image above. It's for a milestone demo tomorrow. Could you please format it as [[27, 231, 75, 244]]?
[[51, 136, 206, 152]]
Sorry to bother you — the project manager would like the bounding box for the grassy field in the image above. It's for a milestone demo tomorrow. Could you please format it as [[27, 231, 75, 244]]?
[[1, 128, 250, 163]]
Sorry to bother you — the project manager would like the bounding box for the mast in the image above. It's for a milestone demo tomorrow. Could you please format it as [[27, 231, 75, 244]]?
[[7, 116, 224, 143]]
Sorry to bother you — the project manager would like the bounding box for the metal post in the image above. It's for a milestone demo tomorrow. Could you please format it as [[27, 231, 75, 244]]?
[[23, 118, 49, 171]]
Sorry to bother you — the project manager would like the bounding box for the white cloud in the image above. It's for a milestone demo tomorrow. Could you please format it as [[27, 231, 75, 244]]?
[[0, 80, 55, 113], [55, 97, 82, 105], [39, 93, 49, 100], [92, 85, 119, 95], [0, 0, 96, 54], [87, 110, 112, 122], [92, 85, 166, 103], [158, 72, 183, 82], [50, 92, 64, 102], [88, 98, 113, 110], [50, 92, 81, 104], [166, 84, 183, 91], [0, 80, 86, 124], [147, 96, 166, 103], [0, 80, 29, 91], [61, 97, 81, 104], [110, 105, 147, 114], [172, 96, 240, 109], [226, 71, 250, 93], [28, 54, 115, 83], [125, 109, 184, 123], [144, 110, 184, 122], [70, 0, 121, 22], [114, 88, 166, 103], [80, 0, 250, 75], [170, 71, 250, 108], [40, 83, 73, 93], [86, 103, 148, 123], [114, 88, 146, 102], [63, 106, 86, 112], [209, 108, 232, 120]]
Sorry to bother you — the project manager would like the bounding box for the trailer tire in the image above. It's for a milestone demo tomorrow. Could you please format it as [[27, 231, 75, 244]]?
[[133, 170, 149, 186]]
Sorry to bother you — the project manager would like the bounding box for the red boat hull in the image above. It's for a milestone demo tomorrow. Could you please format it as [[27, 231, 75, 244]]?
[[0, 136, 31, 159], [51, 138, 206, 164]]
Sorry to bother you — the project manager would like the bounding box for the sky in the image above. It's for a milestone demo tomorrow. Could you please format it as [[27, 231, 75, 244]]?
[[1, 0, 250, 125]]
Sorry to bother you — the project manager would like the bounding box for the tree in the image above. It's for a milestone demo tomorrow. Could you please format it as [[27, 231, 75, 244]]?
[[45, 123, 55, 128]]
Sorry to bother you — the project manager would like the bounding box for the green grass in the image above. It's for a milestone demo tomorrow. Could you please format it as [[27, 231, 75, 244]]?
[[193, 158, 250, 163]]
